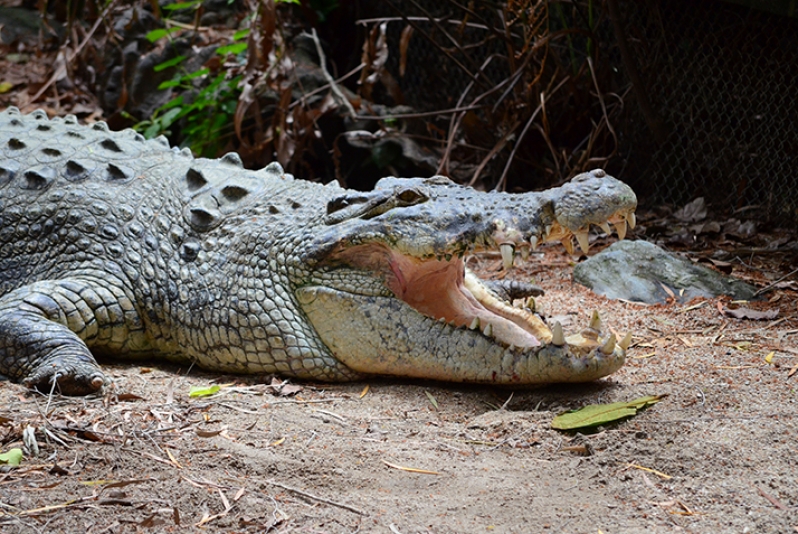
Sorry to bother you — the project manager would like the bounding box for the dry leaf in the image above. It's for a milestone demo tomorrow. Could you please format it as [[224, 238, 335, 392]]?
[[399, 25, 414, 77], [673, 197, 707, 222], [722, 307, 780, 320]]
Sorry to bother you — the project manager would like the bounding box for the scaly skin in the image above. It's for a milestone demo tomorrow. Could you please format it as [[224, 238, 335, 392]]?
[[0, 107, 637, 394]]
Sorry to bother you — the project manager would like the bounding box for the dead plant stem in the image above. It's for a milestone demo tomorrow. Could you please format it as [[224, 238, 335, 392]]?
[[266, 480, 366, 516], [309, 28, 356, 118]]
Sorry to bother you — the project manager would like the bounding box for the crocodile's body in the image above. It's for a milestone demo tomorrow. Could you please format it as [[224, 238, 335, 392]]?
[[0, 107, 637, 395]]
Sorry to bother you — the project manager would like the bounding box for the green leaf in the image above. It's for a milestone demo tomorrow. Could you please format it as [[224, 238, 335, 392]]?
[[184, 68, 210, 81], [232, 29, 250, 41], [153, 55, 187, 73], [0, 82, 13, 94], [189, 385, 220, 398], [160, 95, 185, 111], [216, 42, 248, 56], [221, 98, 237, 114], [157, 79, 182, 90], [551, 395, 665, 431], [158, 107, 184, 129], [145, 27, 180, 43], [424, 390, 439, 409], [144, 123, 162, 139], [0, 448, 23, 467], [163, 1, 203, 11]]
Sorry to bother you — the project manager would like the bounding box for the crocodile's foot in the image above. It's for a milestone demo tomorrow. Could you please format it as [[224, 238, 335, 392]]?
[[22, 350, 106, 396]]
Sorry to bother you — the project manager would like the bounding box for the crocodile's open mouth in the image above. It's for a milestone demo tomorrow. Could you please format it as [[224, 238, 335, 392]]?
[[328, 244, 550, 350], [320, 206, 638, 362], [384, 251, 545, 348]]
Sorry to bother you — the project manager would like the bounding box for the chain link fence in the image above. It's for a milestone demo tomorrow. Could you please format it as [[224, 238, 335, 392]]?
[[357, 0, 798, 223], [615, 0, 798, 224]]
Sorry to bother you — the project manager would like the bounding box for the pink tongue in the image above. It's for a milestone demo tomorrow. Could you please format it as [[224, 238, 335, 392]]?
[[387, 255, 540, 348], [387, 256, 470, 324]]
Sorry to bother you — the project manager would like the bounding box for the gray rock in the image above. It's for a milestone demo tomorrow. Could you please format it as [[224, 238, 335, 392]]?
[[573, 240, 757, 303]]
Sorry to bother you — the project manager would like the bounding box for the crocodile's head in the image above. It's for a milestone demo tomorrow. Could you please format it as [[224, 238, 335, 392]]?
[[295, 170, 637, 384]]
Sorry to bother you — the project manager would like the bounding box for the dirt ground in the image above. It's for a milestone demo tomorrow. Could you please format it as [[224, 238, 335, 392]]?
[[1, 240, 797, 534]]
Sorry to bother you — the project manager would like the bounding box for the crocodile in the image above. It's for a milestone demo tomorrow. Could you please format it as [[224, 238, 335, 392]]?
[[0, 107, 637, 395]]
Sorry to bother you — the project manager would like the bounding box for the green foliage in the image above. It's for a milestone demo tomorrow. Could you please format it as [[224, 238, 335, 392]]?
[[551, 395, 665, 431], [308, 0, 338, 22], [163, 1, 204, 11], [189, 384, 221, 397], [134, 0, 333, 157], [145, 27, 181, 42], [134, 6, 250, 157], [0, 448, 23, 467]]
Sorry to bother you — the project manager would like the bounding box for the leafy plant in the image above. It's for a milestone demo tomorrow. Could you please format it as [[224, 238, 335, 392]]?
[[134, 0, 309, 157], [133, 1, 250, 156]]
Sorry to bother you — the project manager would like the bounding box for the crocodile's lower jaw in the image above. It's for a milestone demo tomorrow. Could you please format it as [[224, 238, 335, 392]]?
[[327, 244, 554, 350]]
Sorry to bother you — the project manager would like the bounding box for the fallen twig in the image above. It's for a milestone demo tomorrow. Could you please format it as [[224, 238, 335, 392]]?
[[381, 459, 440, 475], [754, 484, 788, 510], [267, 479, 366, 515], [753, 267, 798, 297]]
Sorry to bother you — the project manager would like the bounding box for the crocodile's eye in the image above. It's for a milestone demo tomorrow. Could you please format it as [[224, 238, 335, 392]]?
[[396, 187, 427, 205], [327, 194, 370, 215], [326, 198, 347, 214], [327, 195, 368, 215]]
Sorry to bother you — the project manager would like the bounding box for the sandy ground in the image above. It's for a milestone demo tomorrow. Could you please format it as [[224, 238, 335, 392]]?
[[1, 242, 796, 534]]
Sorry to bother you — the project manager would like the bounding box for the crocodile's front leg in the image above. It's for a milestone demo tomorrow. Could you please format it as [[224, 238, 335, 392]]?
[[0, 279, 150, 395]]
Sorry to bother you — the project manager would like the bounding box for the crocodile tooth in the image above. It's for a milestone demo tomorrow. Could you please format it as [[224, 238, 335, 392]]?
[[599, 222, 612, 235], [508, 344, 516, 352], [574, 230, 590, 254], [544, 224, 552, 238], [561, 236, 575, 255], [589, 310, 602, 331], [600, 334, 617, 355], [551, 322, 565, 346], [626, 212, 636, 229], [520, 245, 530, 261], [614, 220, 627, 240], [483, 323, 493, 337], [619, 332, 633, 350], [530, 236, 539, 250], [469, 317, 480, 330], [525, 297, 536, 311], [500, 243, 515, 269]]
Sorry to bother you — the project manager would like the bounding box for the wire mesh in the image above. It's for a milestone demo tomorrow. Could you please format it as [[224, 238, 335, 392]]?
[[614, 0, 798, 224], [358, 0, 798, 223]]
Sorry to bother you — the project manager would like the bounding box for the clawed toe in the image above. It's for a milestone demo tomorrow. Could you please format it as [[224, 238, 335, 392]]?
[[23, 366, 106, 396]]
